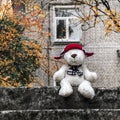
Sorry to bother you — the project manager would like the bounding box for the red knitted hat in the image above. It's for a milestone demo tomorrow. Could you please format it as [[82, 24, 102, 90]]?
[[54, 43, 94, 59]]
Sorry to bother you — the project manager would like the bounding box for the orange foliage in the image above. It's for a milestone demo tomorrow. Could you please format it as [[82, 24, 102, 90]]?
[[0, 0, 51, 87]]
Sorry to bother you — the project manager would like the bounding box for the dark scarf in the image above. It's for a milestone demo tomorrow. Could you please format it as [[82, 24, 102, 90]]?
[[67, 65, 83, 76]]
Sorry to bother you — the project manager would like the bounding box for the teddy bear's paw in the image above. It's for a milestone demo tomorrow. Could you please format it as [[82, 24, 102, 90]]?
[[59, 88, 73, 97], [91, 72, 97, 81], [53, 72, 65, 82], [85, 72, 97, 82], [78, 84, 95, 99], [53, 72, 61, 82]]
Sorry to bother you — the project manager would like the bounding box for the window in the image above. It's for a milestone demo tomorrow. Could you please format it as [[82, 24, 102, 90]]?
[[12, 1, 25, 12], [52, 5, 82, 43]]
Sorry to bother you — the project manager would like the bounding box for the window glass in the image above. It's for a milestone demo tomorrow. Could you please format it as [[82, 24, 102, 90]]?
[[55, 8, 79, 17], [12, 0, 25, 12], [56, 20, 66, 39], [69, 18, 81, 41]]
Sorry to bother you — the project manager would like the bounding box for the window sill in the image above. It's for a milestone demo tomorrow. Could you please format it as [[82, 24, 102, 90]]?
[[52, 41, 80, 45]]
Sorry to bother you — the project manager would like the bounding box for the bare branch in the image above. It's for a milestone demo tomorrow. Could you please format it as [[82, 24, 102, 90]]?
[[101, 0, 110, 10], [73, 0, 120, 32]]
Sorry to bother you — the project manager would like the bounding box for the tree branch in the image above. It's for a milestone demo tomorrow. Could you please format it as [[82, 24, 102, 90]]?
[[101, 0, 110, 10]]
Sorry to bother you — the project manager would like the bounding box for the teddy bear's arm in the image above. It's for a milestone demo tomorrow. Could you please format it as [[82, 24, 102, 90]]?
[[83, 64, 97, 83], [53, 65, 68, 82]]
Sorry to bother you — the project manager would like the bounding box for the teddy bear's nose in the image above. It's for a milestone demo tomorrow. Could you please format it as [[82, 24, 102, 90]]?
[[71, 54, 77, 58]]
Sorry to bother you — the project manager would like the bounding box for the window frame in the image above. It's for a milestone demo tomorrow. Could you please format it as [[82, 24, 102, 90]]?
[[52, 5, 82, 44]]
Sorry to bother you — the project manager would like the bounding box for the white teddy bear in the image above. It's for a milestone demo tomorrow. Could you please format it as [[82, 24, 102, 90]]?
[[53, 43, 97, 99]]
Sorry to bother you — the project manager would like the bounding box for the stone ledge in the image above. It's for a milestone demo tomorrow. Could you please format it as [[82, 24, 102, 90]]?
[[0, 109, 120, 120], [0, 87, 119, 110]]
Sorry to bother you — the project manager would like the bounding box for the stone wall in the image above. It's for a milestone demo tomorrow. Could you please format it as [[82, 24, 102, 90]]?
[[0, 87, 120, 120], [0, 87, 119, 110]]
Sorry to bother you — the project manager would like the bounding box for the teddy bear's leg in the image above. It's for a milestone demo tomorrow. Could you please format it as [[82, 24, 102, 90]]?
[[59, 78, 73, 97], [78, 81, 95, 99]]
